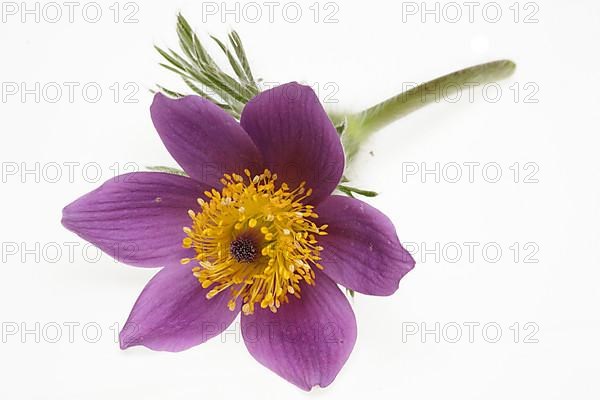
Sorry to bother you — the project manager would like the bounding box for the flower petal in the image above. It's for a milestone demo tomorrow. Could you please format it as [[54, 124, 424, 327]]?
[[241, 270, 356, 391], [120, 264, 239, 352], [151, 93, 262, 188], [316, 195, 415, 295], [62, 172, 206, 268], [240, 83, 344, 204]]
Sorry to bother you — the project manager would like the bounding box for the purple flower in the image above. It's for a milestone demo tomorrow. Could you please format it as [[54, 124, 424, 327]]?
[[62, 82, 415, 391]]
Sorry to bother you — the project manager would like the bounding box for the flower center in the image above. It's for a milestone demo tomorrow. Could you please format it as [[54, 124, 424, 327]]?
[[229, 236, 258, 263], [181, 169, 327, 315]]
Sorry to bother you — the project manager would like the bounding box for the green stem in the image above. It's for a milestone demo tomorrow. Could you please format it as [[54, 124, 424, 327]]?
[[342, 59, 516, 159]]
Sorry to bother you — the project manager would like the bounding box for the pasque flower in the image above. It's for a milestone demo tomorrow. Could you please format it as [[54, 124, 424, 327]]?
[[62, 82, 415, 390]]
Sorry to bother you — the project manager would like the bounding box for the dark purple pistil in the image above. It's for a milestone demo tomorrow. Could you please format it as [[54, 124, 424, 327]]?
[[230, 237, 258, 263]]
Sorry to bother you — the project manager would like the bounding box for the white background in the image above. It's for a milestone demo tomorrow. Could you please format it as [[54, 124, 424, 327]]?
[[1, 0, 599, 398]]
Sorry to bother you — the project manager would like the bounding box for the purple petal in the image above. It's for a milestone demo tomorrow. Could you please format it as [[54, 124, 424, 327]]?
[[62, 172, 206, 268], [241, 270, 356, 391], [240, 83, 344, 205], [316, 195, 415, 295], [151, 93, 262, 188], [120, 264, 240, 352]]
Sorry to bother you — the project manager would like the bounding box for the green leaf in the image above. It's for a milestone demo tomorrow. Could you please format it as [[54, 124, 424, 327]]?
[[334, 117, 347, 136], [155, 14, 260, 119], [146, 166, 188, 176], [211, 35, 251, 87], [338, 184, 378, 198], [229, 31, 257, 87], [153, 85, 185, 98]]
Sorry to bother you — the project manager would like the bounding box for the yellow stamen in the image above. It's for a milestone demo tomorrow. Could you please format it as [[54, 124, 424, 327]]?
[[182, 169, 325, 315]]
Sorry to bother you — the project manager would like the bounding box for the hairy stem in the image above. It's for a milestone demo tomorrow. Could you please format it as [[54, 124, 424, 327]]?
[[342, 60, 517, 159]]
